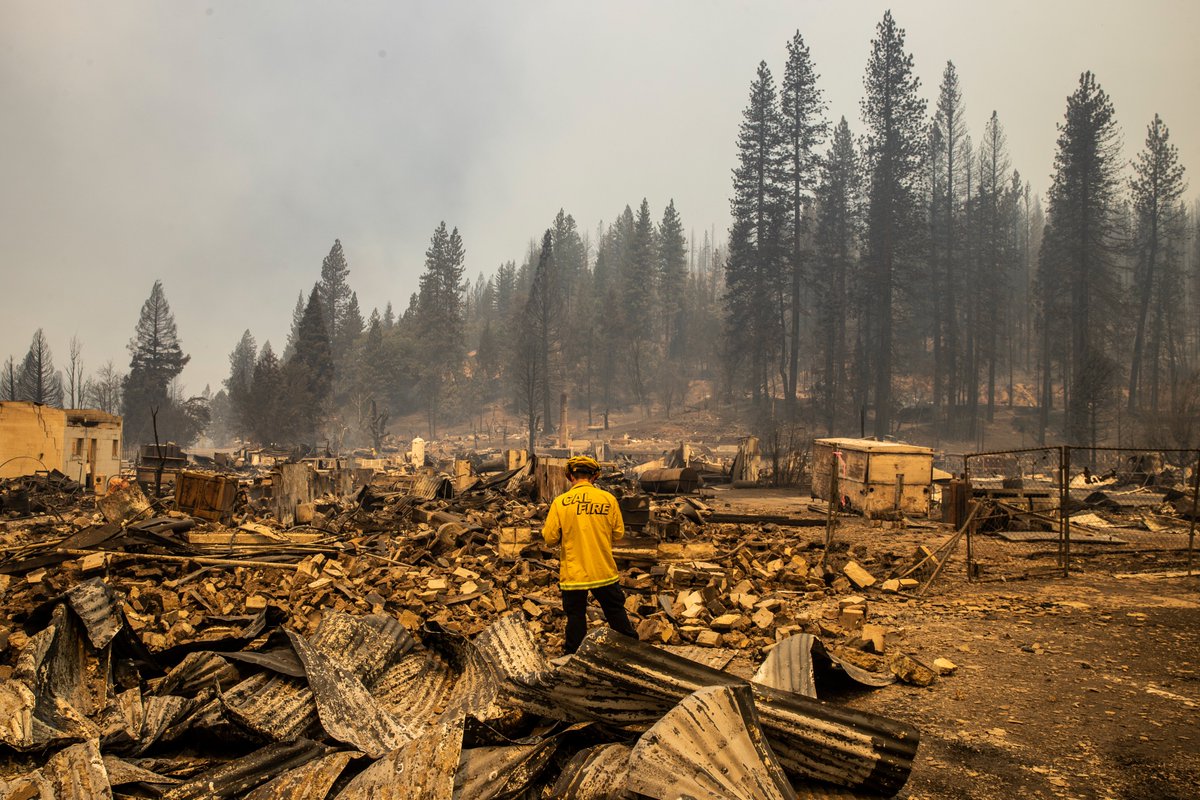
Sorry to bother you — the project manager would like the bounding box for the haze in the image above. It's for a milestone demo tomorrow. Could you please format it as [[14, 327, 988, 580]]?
[[1, 0, 1196, 392]]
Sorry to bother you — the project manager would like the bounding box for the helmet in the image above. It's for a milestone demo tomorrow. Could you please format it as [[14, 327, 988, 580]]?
[[566, 455, 601, 475]]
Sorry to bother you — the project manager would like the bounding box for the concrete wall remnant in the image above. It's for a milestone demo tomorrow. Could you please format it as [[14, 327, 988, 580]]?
[[0, 401, 122, 489]]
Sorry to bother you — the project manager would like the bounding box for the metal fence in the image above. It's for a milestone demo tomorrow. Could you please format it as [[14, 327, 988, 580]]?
[[960, 446, 1199, 582]]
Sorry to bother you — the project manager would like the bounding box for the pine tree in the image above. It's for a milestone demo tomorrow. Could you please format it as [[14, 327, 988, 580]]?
[[18, 329, 63, 406], [931, 61, 968, 419], [319, 239, 351, 344], [814, 117, 862, 432], [726, 61, 785, 414], [283, 292, 305, 362], [514, 232, 555, 449], [551, 210, 587, 412], [249, 342, 285, 444], [225, 330, 257, 438], [976, 111, 1012, 424], [1039, 72, 1122, 446], [658, 200, 688, 352], [336, 291, 366, 407], [415, 222, 467, 436], [285, 284, 334, 444], [779, 30, 827, 414], [1, 356, 18, 401], [624, 199, 658, 416], [357, 311, 395, 415], [123, 281, 191, 444], [860, 10, 927, 437], [1127, 114, 1188, 413]]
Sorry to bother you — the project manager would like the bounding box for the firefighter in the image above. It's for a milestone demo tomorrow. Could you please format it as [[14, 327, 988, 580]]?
[[542, 455, 638, 654]]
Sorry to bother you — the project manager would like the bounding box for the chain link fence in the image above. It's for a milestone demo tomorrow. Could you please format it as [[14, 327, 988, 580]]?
[[960, 446, 1199, 581]]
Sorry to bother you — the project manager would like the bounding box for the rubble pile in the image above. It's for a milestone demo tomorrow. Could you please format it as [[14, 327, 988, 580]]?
[[0, 464, 933, 797]]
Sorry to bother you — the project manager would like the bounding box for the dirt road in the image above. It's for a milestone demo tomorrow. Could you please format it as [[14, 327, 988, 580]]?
[[841, 574, 1200, 799]]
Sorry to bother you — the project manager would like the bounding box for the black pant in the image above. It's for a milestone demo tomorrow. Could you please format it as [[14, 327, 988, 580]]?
[[561, 582, 638, 654]]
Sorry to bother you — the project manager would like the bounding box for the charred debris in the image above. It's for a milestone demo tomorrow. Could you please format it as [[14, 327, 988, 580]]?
[[0, 438, 956, 799]]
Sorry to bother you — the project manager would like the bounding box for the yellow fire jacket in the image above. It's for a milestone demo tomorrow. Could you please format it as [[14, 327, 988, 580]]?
[[542, 482, 624, 590]]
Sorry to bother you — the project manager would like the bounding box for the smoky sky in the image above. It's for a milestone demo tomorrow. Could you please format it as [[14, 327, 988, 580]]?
[[1, 0, 1196, 395]]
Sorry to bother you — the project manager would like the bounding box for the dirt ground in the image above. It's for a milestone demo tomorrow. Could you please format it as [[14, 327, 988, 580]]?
[[711, 487, 1200, 800]]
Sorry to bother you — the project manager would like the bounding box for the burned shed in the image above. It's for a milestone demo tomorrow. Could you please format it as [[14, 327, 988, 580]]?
[[813, 437, 934, 518]]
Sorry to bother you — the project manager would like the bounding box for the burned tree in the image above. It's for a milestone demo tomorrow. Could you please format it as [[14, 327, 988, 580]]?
[[122, 281, 191, 445], [17, 328, 63, 407], [65, 335, 84, 409], [1, 356, 18, 401]]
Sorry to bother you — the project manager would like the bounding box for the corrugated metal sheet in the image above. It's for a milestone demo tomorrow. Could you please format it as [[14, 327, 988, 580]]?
[[217, 671, 318, 741], [452, 741, 558, 799], [103, 754, 180, 787], [543, 627, 918, 796], [40, 739, 113, 800], [162, 738, 331, 800], [660, 644, 738, 672], [438, 612, 556, 725], [102, 686, 142, 751], [333, 717, 464, 800], [309, 612, 417, 686], [218, 647, 305, 677], [372, 649, 457, 731], [287, 630, 412, 758], [816, 641, 897, 689], [753, 635, 818, 698], [749, 682, 915, 795], [0, 768, 52, 799], [544, 631, 742, 727], [0, 679, 37, 750], [156, 651, 239, 697], [548, 743, 632, 799], [791, 785, 882, 799], [17, 607, 106, 742], [64, 578, 123, 649], [626, 685, 796, 800], [133, 694, 193, 755], [243, 751, 354, 800], [410, 473, 454, 500]]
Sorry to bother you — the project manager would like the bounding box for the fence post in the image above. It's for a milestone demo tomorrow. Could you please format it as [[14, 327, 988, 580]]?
[[964, 456, 973, 581], [821, 449, 839, 573], [1189, 452, 1199, 577], [1059, 445, 1071, 577]]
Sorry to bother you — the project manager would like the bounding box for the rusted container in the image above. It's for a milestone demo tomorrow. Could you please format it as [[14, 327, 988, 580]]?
[[813, 437, 934, 518], [174, 469, 238, 523]]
